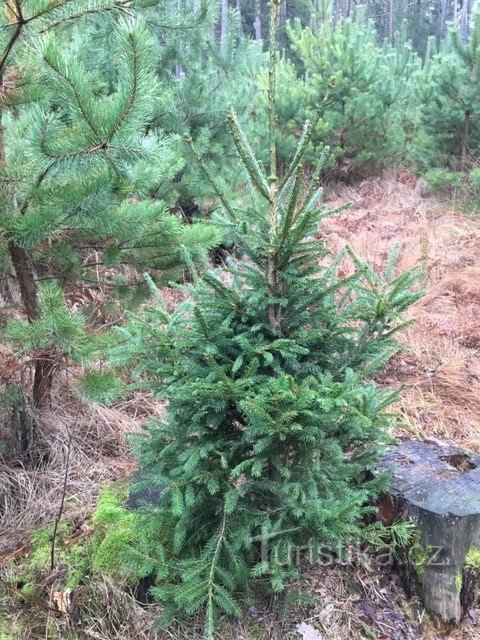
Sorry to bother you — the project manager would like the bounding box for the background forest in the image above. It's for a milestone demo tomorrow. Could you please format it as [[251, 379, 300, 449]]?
[[1, 1, 480, 639]]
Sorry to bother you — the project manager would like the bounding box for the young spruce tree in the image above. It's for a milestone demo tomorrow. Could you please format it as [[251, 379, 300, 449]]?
[[111, 1, 421, 635]]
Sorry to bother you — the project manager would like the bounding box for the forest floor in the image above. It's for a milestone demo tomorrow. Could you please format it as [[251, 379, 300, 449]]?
[[1, 171, 480, 639]]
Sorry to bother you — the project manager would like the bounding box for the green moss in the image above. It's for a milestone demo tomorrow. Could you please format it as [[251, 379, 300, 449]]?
[[90, 483, 139, 579], [14, 522, 72, 595], [65, 542, 91, 589], [0, 622, 17, 639], [411, 541, 431, 580], [14, 486, 133, 597], [6, 480, 160, 619], [465, 547, 480, 570], [456, 572, 463, 591]]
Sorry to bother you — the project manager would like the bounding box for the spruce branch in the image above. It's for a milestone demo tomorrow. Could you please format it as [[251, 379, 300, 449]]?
[[226, 107, 269, 201]]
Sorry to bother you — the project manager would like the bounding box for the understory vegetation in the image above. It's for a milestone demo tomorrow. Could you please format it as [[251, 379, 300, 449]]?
[[2, 1, 480, 639]]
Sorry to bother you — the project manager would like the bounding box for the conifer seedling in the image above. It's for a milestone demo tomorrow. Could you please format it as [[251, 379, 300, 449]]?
[[111, 1, 422, 636]]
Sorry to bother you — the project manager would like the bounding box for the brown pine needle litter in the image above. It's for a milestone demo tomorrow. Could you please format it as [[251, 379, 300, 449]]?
[[2, 172, 480, 638]]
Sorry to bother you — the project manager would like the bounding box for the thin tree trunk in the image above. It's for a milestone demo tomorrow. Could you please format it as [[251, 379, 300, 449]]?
[[1, 67, 41, 444], [7, 243, 38, 320], [7, 238, 55, 409], [220, 0, 229, 55], [236, 0, 243, 35], [175, 0, 183, 78], [389, 0, 394, 43], [254, 0, 262, 41], [333, 0, 340, 22], [438, 0, 447, 41], [460, 0, 471, 42], [460, 109, 471, 170], [2, 34, 54, 411]]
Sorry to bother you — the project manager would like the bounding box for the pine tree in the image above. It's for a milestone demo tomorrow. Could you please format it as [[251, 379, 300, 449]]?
[[413, 11, 480, 173], [151, 1, 260, 219], [104, 2, 422, 636], [0, 1, 218, 412], [255, 10, 420, 176]]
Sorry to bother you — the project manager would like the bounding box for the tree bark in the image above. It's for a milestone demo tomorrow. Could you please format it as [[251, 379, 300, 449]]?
[[174, 0, 183, 78], [376, 440, 480, 623], [389, 0, 394, 44], [1, 53, 41, 442], [236, 0, 243, 35], [254, 0, 262, 41], [7, 239, 56, 409], [8, 384, 37, 459], [7, 242, 39, 320], [438, 0, 447, 41], [220, 0, 229, 55], [2, 47, 53, 410], [459, 0, 472, 42], [460, 109, 471, 171]]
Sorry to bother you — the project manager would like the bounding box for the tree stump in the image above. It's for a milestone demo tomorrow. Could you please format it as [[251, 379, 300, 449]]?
[[376, 439, 480, 622]]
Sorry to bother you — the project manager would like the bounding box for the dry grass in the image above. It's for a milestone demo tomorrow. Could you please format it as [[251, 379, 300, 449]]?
[[0, 383, 143, 554], [324, 171, 480, 453]]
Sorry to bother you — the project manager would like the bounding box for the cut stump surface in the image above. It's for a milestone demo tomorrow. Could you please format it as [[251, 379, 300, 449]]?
[[376, 439, 480, 623]]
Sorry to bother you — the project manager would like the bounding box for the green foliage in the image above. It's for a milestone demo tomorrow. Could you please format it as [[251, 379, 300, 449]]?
[[1, 9, 218, 278], [102, 5, 423, 636], [90, 484, 140, 579], [5, 282, 86, 357], [249, 12, 420, 175], [152, 7, 261, 216], [470, 168, 480, 189], [413, 13, 480, 173], [367, 518, 416, 562], [423, 169, 464, 190], [0, 0, 219, 406], [77, 371, 125, 405], [9, 521, 89, 595]]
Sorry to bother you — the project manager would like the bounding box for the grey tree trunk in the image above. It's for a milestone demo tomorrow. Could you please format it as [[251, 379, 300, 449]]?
[[220, 0, 229, 55], [236, 0, 243, 35], [389, 0, 394, 43], [175, 0, 183, 78], [332, 0, 340, 23], [459, 0, 473, 42], [438, 0, 447, 40], [376, 440, 480, 623], [254, 0, 262, 40]]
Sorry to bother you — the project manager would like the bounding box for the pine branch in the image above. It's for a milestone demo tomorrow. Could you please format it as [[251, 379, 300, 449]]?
[[185, 134, 238, 223]]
